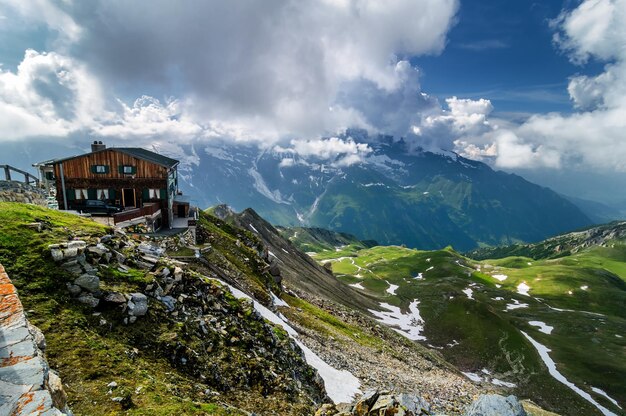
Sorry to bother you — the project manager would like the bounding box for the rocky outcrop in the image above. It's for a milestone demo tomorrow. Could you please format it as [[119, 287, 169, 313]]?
[[316, 392, 527, 416], [464, 394, 527, 416], [0, 181, 47, 206], [0, 264, 70, 415]]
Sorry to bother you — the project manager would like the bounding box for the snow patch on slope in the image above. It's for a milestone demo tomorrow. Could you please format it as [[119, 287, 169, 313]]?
[[248, 167, 291, 204], [521, 331, 617, 416], [224, 281, 361, 403], [368, 301, 426, 341]]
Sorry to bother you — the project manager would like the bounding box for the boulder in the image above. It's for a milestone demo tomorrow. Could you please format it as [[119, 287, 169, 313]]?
[[353, 390, 379, 415], [50, 249, 63, 262], [103, 292, 127, 304], [77, 293, 99, 308], [127, 293, 148, 316], [27, 323, 46, 351], [66, 283, 82, 296], [67, 240, 87, 250], [397, 393, 431, 414], [46, 371, 68, 411], [160, 295, 176, 312], [74, 274, 100, 293], [464, 394, 527, 416]]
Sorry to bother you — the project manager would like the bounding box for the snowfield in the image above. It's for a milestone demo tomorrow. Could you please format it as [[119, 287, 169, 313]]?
[[492, 274, 508, 281], [517, 282, 531, 296], [386, 282, 399, 295], [223, 280, 362, 403], [368, 301, 426, 341], [528, 320, 553, 335]]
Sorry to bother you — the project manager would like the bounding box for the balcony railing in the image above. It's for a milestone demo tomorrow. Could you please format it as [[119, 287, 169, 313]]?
[[113, 203, 160, 224]]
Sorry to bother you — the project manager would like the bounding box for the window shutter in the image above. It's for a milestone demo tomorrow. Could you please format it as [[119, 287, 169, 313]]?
[[88, 189, 97, 199], [90, 165, 97, 174], [67, 189, 75, 201], [118, 165, 124, 174], [109, 189, 116, 200], [104, 165, 110, 174], [131, 166, 137, 174], [160, 189, 167, 200], [142, 188, 150, 200]]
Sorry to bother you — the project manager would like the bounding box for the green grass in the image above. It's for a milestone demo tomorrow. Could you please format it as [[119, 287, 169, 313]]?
[[0, 204, 320, 415], [280, 294, 386, 350], [312, 241, 626, 416]]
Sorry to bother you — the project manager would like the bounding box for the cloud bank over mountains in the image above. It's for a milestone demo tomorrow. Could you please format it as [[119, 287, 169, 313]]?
[[0, 0, 625, 173]]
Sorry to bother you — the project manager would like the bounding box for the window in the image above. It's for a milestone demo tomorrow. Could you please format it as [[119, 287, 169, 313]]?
[[91, 165, 109, 174], [148, 189, 160, 199], [119, 165, 136, 174], [97, 189, 109, 200], [75, 189, 88, 200]]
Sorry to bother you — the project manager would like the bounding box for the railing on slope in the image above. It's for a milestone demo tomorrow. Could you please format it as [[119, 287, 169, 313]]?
[[0, 164, 40, 185]]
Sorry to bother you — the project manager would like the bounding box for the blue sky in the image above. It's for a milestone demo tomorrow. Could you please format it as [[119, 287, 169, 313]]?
[[415, 0, 606, 114]]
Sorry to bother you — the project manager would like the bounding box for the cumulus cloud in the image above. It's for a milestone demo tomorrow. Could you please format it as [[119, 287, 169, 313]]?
[[449, 0, 626, 172], [0, 0, 459, 145], [0, 49, 105, 140], [275, 137, 372, 166]]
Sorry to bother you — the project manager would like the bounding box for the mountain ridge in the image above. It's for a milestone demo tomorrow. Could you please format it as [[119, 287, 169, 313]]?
[[181, 135, 591, 251]]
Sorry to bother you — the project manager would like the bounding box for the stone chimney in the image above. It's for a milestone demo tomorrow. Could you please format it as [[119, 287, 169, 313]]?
[[91, 140, 106, 152]]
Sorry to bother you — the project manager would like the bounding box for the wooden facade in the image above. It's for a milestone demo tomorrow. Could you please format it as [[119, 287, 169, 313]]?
[[37, 144, 186, 229]]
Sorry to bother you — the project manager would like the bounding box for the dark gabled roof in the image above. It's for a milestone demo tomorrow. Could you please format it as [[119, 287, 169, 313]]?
[[35, 147, 179, 169], [114, 148, 179, 168]]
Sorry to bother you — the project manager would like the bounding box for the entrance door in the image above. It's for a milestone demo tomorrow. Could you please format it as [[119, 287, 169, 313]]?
[[122, 188, 135, 207], [177, 204, 186, 218]]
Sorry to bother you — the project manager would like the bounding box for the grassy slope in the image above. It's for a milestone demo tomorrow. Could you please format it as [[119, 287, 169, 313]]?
[[306, 242, 625, 416], [0, 202, 244, 415]]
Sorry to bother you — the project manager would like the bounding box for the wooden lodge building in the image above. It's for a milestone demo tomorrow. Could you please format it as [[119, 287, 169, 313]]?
[[35, 141, 190, 228]]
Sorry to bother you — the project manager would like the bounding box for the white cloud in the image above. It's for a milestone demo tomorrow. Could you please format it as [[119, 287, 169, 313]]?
[[448, 0, 626, 172], [276, 137, 372, 166], [95, 96, 203, 140], [0, 49, 104, 140], [0, 0, 459, 144]]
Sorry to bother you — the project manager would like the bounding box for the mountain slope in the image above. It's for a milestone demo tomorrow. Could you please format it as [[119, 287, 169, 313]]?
[[182, 136, 591, 250], [288, 225, 626, 416], [209, 205, 379, 311], [1, 202, 501, 415]]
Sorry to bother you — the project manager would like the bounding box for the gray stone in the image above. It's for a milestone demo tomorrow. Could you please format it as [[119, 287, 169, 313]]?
[[397, 393, 431, 414], [100, 234, 113, 244], [127, 293, 148, 316], [67, 240, 87, 250], [0, 356, 47, 390], [62, 247, 78, 259], [103, 292, 126, 304], [50, 249, 63, 262], [74, 274, 100, 293], [173, 267, 183, 280], [28, 323, 46, 351], [160, 295, 176, 312], [87, 246, 107, 257], [47, 371, 68, 411], [464, 394, 527, 416], [113, 250, 126, 264], [66, 283, 82, 296], [77, 293, 99, 308]]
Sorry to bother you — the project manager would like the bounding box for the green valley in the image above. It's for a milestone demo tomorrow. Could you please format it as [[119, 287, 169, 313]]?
[[287, 225, 626, 416]]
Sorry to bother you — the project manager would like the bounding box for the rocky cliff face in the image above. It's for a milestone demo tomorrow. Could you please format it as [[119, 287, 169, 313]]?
[[0, 264, 70, 415]]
